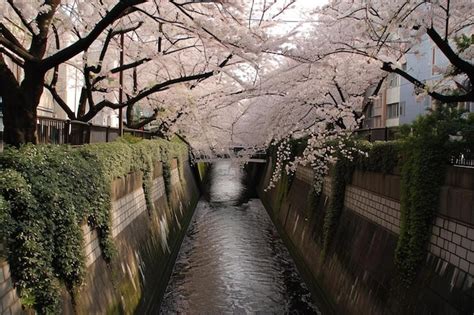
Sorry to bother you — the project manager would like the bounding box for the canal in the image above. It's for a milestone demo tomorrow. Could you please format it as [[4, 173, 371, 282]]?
[[160, 161, 320, 314]]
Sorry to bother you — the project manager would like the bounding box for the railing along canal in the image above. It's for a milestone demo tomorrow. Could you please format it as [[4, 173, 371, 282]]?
[[37, 116, 153, 145], [354, 127, 473, 168]]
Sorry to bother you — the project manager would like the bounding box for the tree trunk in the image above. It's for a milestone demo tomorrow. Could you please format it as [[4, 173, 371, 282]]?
[[126, 103, 136, 127], [3, 91, 38, 146], [3, 63, 45, 146]]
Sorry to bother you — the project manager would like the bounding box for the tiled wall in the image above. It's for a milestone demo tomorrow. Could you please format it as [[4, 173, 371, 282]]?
[[110, 188, 147, 239], [85, 162, 178, 268], [83, 225, 101, 267], [430, 217, 474, 275], [170, 168, 180, 187], [296, 165, 473, 278], [295, 165, 313, 184], [0, 261, 21, 315], [149, 177, 166, 202], [344, 184, 474, 278], [345, 185, 401, 234]]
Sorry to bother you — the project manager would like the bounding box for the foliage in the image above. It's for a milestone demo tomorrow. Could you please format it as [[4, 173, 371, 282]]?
[[119, 134, 145, 144], [395, 107, 474, 285], [321, 153, 354, 258], [455, 34, 474, 53], [352, 141, 401, 174], [0, 139, 187, 314], [319, 108, 472, 267], [162, 159, 172, 202]]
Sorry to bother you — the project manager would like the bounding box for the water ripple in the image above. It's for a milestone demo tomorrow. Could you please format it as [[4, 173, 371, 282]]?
[[160, 162, 319, 314]]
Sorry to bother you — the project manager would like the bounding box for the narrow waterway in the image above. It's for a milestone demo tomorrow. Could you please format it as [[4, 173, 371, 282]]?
[[160, 161, 319, 314]]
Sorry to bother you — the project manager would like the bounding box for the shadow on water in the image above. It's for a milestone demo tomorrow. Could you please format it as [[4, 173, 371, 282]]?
[[160, 161, 320, 314]]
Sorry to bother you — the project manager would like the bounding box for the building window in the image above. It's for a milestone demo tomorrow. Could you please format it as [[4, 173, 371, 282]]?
[[367, 103, 374, 118], [387, 102, 399, 118], [458, 102, 474, 112], [424, 96, 432, 109], [387, 73, 400, 88], [400, 101, 406, 116]]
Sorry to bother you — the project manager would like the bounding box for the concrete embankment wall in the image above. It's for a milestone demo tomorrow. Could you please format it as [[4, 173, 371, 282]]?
[[0, 157, 201, 314], [258, 159, 474, 314]]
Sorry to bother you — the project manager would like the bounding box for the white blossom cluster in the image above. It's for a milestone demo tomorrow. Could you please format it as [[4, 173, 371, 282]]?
[[264, 136, 294, 191]]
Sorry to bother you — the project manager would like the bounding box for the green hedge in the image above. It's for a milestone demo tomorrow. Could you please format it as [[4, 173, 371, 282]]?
[[0, 138, 187, 314], [352, 141, 400, 174]]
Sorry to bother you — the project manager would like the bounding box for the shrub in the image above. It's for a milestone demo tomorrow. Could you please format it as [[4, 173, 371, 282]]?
[[0, 138, 187, 314]]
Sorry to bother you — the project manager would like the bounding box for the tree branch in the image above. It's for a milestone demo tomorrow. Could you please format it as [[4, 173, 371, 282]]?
[[0, 33, 36, 62], [0, 47, 24, 66], [40, 0, 146, 71], [0, 53, 20, 96], [382, 62, 473, 103], [6, 0, 35, 34], [334, 81, 346, 103], [153, 111, 184, 138], [88, 22, 144, 74], [427, 27, 474, 83], [0, 22, 29, 53], [126, 108, 159, 129], [190, 54, 232, 89], [81, 54, 232, 122], [44, 84, 76, 119], [28, 0, 60, 58], [50, 24, 60, 88], [110, 57, 151, 74]]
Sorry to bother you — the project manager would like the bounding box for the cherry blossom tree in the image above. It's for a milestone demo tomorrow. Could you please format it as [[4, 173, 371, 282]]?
[[309, 0, 474, 103], [0, 0, 150, 146], [0, 0, 292, 146]]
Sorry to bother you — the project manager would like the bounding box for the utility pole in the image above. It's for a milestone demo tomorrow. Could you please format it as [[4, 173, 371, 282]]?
[[119, 33, 124, 136]]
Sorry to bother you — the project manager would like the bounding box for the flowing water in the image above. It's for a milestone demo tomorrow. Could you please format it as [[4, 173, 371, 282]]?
[[160, 161, 319, 314]]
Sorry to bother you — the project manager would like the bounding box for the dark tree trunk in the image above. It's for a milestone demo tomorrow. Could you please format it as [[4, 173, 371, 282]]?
[[3, 90, 38, 146], [126, 104, 135, 127], [3, 63, 45, 146]]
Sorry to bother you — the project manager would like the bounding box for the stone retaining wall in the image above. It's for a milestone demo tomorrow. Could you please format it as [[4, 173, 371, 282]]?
[[258, 162, 474, 314], [0, 157, 201, 314]]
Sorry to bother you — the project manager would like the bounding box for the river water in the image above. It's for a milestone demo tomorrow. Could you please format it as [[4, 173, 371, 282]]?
[[160, 161, 319, 314]]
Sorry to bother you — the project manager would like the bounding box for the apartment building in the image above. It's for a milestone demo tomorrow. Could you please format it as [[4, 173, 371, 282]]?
[[363, 35, 473, 129]]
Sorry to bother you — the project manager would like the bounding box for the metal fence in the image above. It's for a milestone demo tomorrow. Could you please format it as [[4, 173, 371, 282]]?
[[35, 116, 153, 145], [37, 116, 67, 144], [353, 126, 473, 168], [450, 153, 474, 168], [353, 127, 399, 142]]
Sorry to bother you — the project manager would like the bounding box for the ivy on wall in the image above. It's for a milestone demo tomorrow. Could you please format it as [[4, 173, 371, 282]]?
[[320, 140, 399, 256], [0, 137, 187, 314], [318, 107, 473, 285], [321, 152, 354, 257], [395, 107, 473, 286], [352, 141, 400, 174]]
